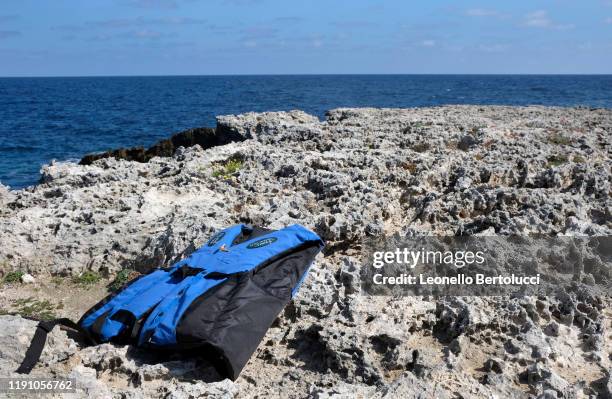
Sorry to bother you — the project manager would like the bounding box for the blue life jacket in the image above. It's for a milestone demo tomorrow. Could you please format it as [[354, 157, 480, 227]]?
[[17, 224, 324, 380]]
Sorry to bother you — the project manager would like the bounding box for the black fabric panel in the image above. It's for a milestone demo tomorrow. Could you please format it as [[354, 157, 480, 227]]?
[[172, 265, 205, 279], [175, 243, 321, 380], [231, 226, 274, 246], [107, 310, 137, 344], [251, 245, 320, 298]]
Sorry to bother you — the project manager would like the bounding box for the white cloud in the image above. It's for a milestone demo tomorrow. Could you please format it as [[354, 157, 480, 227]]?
[[523, 10, 574, 30], [333, 20, 378, 29], [421, 39, 436, 47], [86, 29, 169, 41], [55, 17, 207, 33], [524, 10, 551, 27], [464, 8, 509, 19]]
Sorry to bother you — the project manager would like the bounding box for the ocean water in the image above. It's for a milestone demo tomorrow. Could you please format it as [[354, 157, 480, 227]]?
[[1, 74, 611, 189]]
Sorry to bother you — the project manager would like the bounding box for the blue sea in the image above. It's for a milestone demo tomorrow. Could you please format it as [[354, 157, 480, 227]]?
[[1, 75, 611, 189]]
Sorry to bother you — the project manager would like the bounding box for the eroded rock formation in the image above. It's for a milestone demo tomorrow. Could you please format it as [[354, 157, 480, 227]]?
[[0, 106, 610, 398]]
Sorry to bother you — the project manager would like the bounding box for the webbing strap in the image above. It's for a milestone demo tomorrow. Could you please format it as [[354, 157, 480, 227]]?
[[16, 318, 92, 374]]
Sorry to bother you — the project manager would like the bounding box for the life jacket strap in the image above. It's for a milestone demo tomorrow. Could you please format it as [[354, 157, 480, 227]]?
[[16, 318, 93, 374]]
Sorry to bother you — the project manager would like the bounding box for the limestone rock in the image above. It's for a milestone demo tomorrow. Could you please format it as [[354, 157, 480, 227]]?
[[0, 106, 610, 398]]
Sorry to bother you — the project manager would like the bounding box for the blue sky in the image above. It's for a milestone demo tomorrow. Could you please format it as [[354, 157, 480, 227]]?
[[0, 0, 611, 76]]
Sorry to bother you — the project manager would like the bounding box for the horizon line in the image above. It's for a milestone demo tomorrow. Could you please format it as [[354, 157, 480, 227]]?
[[1, 73, 612, 79]]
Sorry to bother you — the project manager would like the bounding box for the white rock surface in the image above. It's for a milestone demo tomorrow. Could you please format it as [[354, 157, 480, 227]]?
[[0, 106, 610, 398]]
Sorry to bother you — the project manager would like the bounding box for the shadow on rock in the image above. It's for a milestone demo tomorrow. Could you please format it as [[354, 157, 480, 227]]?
[[81, 343, 225, 385], [288, 325, 332, 375]]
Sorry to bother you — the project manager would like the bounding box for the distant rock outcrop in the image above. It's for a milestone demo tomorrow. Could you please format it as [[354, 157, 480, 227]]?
[[79, 126, 245, 165]]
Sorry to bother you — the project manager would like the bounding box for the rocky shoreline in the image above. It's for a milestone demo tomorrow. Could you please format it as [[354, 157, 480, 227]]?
[[0, 106, 610, 398]]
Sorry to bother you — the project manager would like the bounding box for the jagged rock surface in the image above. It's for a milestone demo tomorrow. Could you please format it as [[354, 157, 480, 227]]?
[[0, 106, 610, 398], [78, 126, 244, 166]]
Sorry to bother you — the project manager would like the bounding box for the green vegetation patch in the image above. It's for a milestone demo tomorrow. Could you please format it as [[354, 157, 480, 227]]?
[[72, 271, 102, 286], [108, 269, 141, 292], [3, 271, 24, 284], [212, 158, 243, 179], [13, 297, 57, 321]]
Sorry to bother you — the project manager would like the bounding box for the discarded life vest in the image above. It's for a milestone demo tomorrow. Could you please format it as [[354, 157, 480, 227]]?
[[17, 224, 324, 380]]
